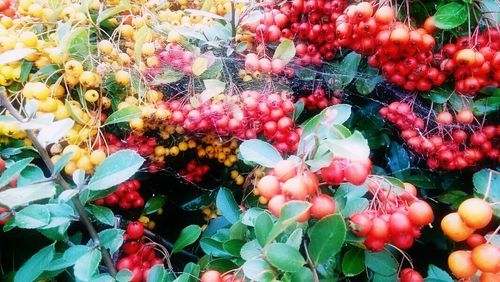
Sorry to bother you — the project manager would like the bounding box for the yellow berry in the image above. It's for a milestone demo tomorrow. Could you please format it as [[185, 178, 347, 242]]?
[[235, 175, 244, 185], [98, 40, 113, 54], [129, 118, 144, 131], [119, 24, 134, 38], [147, 221, 156, 229], [30, 82, 50, 100], [141, 42, 155, 56], [170, 146, 179, 156], [64, 60, 84, 77], [101, 97, 111, 109], [90, 149, 106, 165], [157, 208, 163, 215], [38, 97, 58, 112], [76, 155, 93, 172], [20, 31, 38, 47], [115, 70, 130, 85], [154, 146, 165, 156], [64, 161, 77, 175], [230, 170, 239, 179], [84, 89, 99, 103], [259, 196, 268, 205], [50, 84, 65, 99], [138, 215, 150, 224], [178, 141, 188, 151], [62, 144, 81, 161]]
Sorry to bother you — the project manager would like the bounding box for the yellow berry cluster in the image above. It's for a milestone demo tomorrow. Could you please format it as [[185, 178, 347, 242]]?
[[196, 135, 239, 168], [238, 69, 263, 82], [54, 145, 106, 175], [152, 136, 197, 163], [138, 207, 164, 230], [201, 206, 222, 230]]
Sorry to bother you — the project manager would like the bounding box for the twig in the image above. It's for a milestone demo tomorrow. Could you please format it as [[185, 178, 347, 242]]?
[[0, 93, 117, 276], [483, 170, 493, 200], [304, 241, 319, 282]]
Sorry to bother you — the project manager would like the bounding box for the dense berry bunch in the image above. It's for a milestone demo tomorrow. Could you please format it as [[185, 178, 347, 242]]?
[[256, 160, 337, 221], [179, 160, 210, 183], [157, 43, 195, 74], [441, 198, 500, 280], [438, 29, 500, 95], [94, 179, 144, 210], [350, 182, 434, 251], [244, 53, 286, 75], [298, 88, 341, 111], [320, 157, 372, 186], [117, 222, 164, 282]]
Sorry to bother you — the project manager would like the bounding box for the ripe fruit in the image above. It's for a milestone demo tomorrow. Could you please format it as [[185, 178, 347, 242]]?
[[310, 195, 336, 219], [448, 250, 477, 278], [457, 198, 493, 229], [350, 213, 372, 236], [389, 212, 412, 234], [126, 222, 144, 240], [257, 175, 281, 199], [84, 89, 99, 103], [201, 270, 223, 282], [471, 244, 500, 273], [441, 212, 474, 242], [273, 160, 297, 181], [408, 201, 434, 226], [115, 70, 131, 85], [400, 268, 423, 282], [282, 176, 308, 200], [466, 234, 486, 248], [344, 162, 370, 185]]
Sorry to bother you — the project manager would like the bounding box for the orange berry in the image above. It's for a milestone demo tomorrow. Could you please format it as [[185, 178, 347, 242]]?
[[472, 244, 500, 273], [441, 212, 474, 242], [448, 250, 477, 278], [458, 198, 493, 229]]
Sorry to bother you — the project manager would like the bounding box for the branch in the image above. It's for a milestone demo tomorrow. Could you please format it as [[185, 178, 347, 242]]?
[[304, 241, 319, 282], [0, 93, 117, 276]]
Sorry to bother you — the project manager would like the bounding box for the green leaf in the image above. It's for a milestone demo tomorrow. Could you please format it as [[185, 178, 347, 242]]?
[[434, 2, 467, 29], [387, 142, 410, 178], [273, 39, 296, 65], [192, 57, 209, 76], [52, 152, 74, 176], [292, 100, 304, 121], [239, 139, 283, 168], [240, 240, 262, 260], [103, 105, 141, 126], [255, 212, 273, 247], [0, 48, 36, 65], [97, 228, 125, 256], [74, 249, 101, 281], [173, 224, 202, 253], [0, 157, 33, 188], [143, 195, 166, 215], [19, 60, 33, 83], [242, 258, 275, 282], [365, 250, 398, 276], [116, 270, 133, 282], [46, 245, 90, 271], [18, 165, 43, 186], [150, 68, 185, 85], [266, 243, 305, 272], [266, 201, 311, 244], [425, 264, 453, 282], [286, 228, 303, 249], [324, 131, 370, 161], [480, 0, 500, 25], [65, 27, 90, 61], [88, 205, 115, 226], [428, 88, 452, 104], [473, 97, 500, 116], [222, 239, 245, 256], [14, 243, 55, 282], [473, 169, 500, 202], [147, 265, 166, 282], [96, 0, 131, 24], [438, 190, 469, 209], [87, 150, 144, 191], [0, 182, 56, 209], [342, 248, 365, 276], [324, 52, 362, 88], [295, 67, 316, 80], [14, 204, 50, 228], [216, 187, 242, 224], [308, 214, 346, 264]]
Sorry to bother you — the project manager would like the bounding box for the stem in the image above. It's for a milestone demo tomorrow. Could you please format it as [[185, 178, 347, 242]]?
[[483, 170, 493, 200], [486, 224, 500, 244], [0, 93, 117, 276], [231, 1, 236, 39], [304, 242, 319, 282]]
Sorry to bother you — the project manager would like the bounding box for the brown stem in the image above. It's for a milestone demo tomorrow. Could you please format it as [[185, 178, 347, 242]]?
[[0, 92, 117, 276]]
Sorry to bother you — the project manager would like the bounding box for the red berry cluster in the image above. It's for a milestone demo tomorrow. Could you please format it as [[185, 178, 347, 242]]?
[[250, 8, 290, 43], [244, 53, 287, 75], [438, 29, 500, 95], [103, 133, 157, 157], [257, 160, 337, 221], [350, 181, 434, 251], [94, 179, 145, 210], [117, 222, 164, 282], [164, 91, 298, 153], [298, 88, 341, 111], [320, 158, 372, 186], [179, 160, 209, 183], [158, 43, 195, 74], [380, 102, 500, 170]]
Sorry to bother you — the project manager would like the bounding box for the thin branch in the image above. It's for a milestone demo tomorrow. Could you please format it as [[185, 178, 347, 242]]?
[[304, 241, 319, 282]]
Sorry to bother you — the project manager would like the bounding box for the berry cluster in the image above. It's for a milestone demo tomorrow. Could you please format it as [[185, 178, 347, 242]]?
[[438, 29, 500, 95], [320, 158, 372, 186], [117, 222, 164, 282], [244, 53, 286, 75], [157, 43, 195, 74], [257, 160, 336, 221], [0, 0, 14, 18], [350, 182, 434, 251], [179, 160, 210, 183], [262, 116, 302, 153], [250, 8, 290, 43], [441, 198, 499, 280], [94, 179, 144, 210], [298, 88, 341, 111], [380, 102, 500, 170]]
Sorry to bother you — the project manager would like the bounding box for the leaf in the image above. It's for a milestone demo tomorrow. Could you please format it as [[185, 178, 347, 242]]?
[[143, 195, 166, 215], [0, 48, 36, 65], [255, 212, 273, 247], [342, 248, 365, 276], [307, 214, 346, 264], [18, 165, 44, 186], [241, 207, 266, 227], [240, 240, 262, 260], [425, 264, 453, 282], [324, 52, 362, 89], [45, 245, 90, 271], [74, 249, 101, 281], [273, 39, 296, 65], [266, 201, 311, 244], [438, 190, 469, 209], [103, 105, 141, 126], [324, 131, 370, 161], [286, 228, 303, 249], [192, 57, 209, 76], [134, 26, 149, 66], [239, 139, 283, 168], [97, 228, 124, 256], [14, 243, 55, 282], [355, 67, 382, 95], [116, 270, 133, 282], [266, 243, 305, 272], [19, 60, 33, 83], [37, 118, 74, 147], [87, 150, 144, 191], [292, 100, 304, 121], [216, 187, 241, 224], [388, 142, 410, 178], [147, 265, 166, 282], [428, 88, 452, 104], [172, 224, 201, 253], [53, 152, 74, 176], [222, 239, 245, 256], [89, 205, 115, 226], [96, 0, 131, 24], [199, 79, 226, 103], [0, 158, 33, 188], [242, 258, 275, 282], [150, 68, 185, 85], [434, 2, 467, 29], [65, 27, 90, 61], [14, 204, 51, 228], [365, 250, 398, 276], [481, 0, 500, 25], [473, 169, 500, 202], [473, 97, 500, 116]]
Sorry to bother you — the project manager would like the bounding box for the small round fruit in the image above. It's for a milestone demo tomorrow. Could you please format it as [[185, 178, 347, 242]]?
[[115, 70, 131, 85], [466, 234, 486, 248], [126, 221, 144, 240], [389, 212, 412, 234], [448, 250, 477, 278], [344, 162, 370, 185], [84, 89, 99, 103], [90, 149, 106, 165], [458, 198, 493, 229], [408, 200, 434, 226], [480, 271, 500, 282], [257, 175, 281, 199], [200, 270, 222, 282], [268, 194, 286, 218], [471, 244, 500, 273], [310, 194, 336, 219], [350, 213, 372, 236], [273, 159, 297, 181], [441, 212, 474, 242], [282, 176, 308, 200], [400, 268, 423, 282]]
